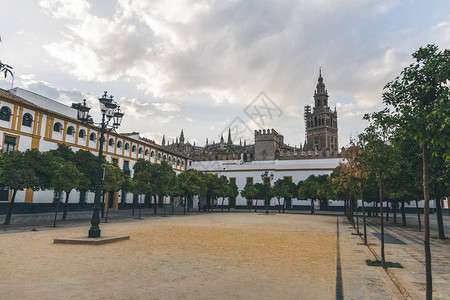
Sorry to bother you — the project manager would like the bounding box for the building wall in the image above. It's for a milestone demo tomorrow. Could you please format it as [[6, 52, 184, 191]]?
[[0, 88, 191, 206]]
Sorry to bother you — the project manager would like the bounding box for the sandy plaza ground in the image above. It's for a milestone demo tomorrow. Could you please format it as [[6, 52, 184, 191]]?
[[0, 213, 344, 299]]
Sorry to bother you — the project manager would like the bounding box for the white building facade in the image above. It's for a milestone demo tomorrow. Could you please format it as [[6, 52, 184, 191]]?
[[0, 88, 191, 209]]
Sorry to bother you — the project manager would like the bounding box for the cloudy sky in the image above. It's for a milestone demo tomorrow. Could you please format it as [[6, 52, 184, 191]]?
[[1, 0, 449, 148]]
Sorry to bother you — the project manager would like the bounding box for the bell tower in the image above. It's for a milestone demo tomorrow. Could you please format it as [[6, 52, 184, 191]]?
[[304, 69, 338, 152]]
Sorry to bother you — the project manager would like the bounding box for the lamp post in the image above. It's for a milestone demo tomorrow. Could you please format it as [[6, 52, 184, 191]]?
[[261, 171, 274, 215], [72, 92, 124, 238]]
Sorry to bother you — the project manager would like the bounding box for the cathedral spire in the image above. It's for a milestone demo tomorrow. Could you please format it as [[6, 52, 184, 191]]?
[[162, 135, 166, 146], [220, 134, 224, 144], [179, 129, 185, 144], [227, 128, 232, 145]]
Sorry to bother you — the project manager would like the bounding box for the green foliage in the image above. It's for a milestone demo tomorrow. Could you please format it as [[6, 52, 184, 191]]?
[[0, 150, 39, 191], [72, 149, 97, 191], [49, 157, 82, 193], [177, 169, 206, 199], [372, 44, 450, 158], [102, 163, 126, 192], [240, 184, 258, 200]]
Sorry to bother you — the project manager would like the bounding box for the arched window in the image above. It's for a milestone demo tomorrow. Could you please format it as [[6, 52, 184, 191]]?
[[79, 129, 86, 139], [66, 126, 75, 135], [108, 138, 114, 146], [189, 161, 192, 166], [22, 113, 33, 127], [157, 153, 162, 160], [0, 106, 12, 121], [322, 118, 324, 126], [117, 141, 122, 148], [151, 150, 155, 157], [132, 145, 136, 152], [89, 132, 96, 141], [145, 149, 149, 156], [314, 117, 317, 127], [181, 160, 184, 167], [168, 156, 172, 162], [138, 147, 143, 154], [124, 143, 130, 150], [163, 154, 167, 161], [173, 158, 176, 164], [53, 122, 62, 132], [177, 159, 180, 166]]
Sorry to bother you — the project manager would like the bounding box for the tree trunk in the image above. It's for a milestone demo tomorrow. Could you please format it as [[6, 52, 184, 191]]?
[[4, 189, 18, 225], [393, 201, 397, 224], [422, 144, 432, 300], [435, 198, 446, 239], [154, 195, 158, 215], [278, 198, 281, 213], [310, 199, 315, 214], [416, 200, 421, 232], [375, 200, 378, 217], [355, 197, 360, 235], [61, 191, 71, 221], [132, 194, 135, 216], [254, 200, 258, 212], [386, 202, 390, 221], [379, 176, 386, 269], [360, 183, 367, 245], [221, 198, 224, 212], [283, 198, 286, 213], [401, 201, 407, 226], [53, 193, 62, 227], [138, 195, 142, 219]]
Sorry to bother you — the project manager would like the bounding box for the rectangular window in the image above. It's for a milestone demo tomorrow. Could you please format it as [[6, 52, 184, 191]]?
[[229, 177, 236, 184], [0, 186, 9, 201], [112, 158, 119, 166], [283, 176, 293, 182], [123, 160, 130, 176], [4, 135, 17, 152], [263, 177, 271, 185], [246, 177, 253, 185]]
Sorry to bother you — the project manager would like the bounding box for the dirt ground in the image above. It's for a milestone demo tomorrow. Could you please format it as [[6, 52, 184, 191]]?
[[0, 213, 337, 299]]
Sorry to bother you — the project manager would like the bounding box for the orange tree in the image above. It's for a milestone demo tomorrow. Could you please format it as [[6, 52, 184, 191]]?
[[369, 44, 449, 298]]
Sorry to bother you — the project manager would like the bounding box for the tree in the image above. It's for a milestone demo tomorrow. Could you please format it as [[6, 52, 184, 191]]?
[[0, 38, 13, 79], [72, 149, 97, 203], [1, 150, 40, 225], [177, 169, 205, 214], [252, 183, 267, 212], [49, 157, 81, 227], [241, 184, 258, 212], [102, 163, 126, 221], [360, 125, 394, 269], [370, 45, 450, 299], [226, 180, 239, 212], [271, 178, 295, 213], [132, 159, 154, 215], [298, 175, 320, 214]]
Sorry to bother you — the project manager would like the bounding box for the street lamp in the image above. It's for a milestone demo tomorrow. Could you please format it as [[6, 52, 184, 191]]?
[[261, 171, 274, 215], [72, 92, 124, 238]]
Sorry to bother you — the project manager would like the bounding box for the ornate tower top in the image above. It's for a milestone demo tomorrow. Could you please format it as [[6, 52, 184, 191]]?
[[314, 69, 329, 107]]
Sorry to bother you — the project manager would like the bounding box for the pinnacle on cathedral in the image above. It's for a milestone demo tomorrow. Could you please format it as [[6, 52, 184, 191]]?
[[179, 129, 185, 144], [220, 134, 224, 144], [162, 135, 166, 146], [227, 128, 232, 145]]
